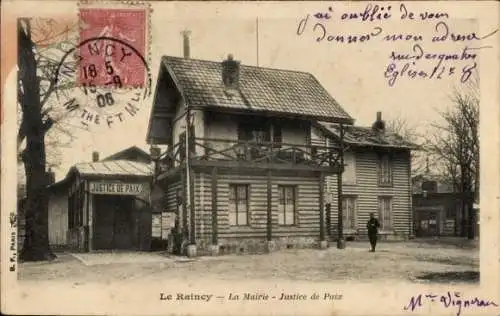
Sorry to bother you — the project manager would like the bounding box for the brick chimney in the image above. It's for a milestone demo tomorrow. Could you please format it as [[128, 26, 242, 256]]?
[[222, 54, 240, 90], [181, 30, 191, 59], [92, 151, 99, 162], [372, 111, 386, 135]]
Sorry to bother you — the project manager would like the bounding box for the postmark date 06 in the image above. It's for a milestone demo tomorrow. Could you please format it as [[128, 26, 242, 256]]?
[[81, 82, 116, 108]]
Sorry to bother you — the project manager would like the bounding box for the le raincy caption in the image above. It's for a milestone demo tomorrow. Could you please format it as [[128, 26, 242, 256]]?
[[160, 292, 343, 302], [296, 2, 498, 87]]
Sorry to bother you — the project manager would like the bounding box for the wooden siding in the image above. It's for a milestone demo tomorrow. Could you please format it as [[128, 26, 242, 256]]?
[[164, 178, 182, 213], [311, 126, 412, 238], [48, 190, 69, 246], [326, 149, 412, 237], [193, 171, 322, 243]]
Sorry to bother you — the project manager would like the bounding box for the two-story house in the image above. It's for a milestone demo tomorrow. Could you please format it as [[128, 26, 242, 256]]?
[[146, 53, 354, 256], [312, 115, 417, 241]]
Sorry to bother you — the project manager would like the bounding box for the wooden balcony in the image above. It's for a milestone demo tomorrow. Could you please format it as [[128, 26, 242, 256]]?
[[157, 138, 343, 174]]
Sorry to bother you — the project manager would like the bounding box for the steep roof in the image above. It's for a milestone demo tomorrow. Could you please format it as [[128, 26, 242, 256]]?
[[317, 122, 419, 149], [158, 56, 354, 123]]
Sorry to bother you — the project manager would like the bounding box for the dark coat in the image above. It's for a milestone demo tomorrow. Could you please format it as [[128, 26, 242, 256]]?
[[367, 218, 380, 235]]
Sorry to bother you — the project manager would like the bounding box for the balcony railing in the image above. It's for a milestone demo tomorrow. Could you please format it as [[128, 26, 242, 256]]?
[[157, 137, 342, 173]]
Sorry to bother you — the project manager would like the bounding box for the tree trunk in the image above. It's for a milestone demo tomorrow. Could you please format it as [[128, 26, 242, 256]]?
[[18, 18, 55, 262], [20, 149, 55, 261]]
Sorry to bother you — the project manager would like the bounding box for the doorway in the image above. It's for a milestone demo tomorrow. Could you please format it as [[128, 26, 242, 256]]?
[[93, 195, 136, 250], [415, 210, 440, 237]]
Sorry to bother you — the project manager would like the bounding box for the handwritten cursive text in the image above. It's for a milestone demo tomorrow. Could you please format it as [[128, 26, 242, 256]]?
[[404, 292, 499, 316]]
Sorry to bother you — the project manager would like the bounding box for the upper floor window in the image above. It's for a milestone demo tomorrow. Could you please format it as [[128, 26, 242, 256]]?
[[342, 151, 356, 184], [238, 120, 282, 145], [229, 184, 249, 226], [378, 154, 392, 185], [310, 127, 326, 146], [278, 185, 297, 226]]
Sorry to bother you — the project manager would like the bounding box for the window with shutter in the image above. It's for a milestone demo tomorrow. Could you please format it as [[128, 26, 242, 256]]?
[[341, 196, 356, 229], [378, 154, 392, 185]]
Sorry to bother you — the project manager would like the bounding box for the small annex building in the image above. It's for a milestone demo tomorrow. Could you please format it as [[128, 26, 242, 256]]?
[[47, 147, 154, 252]]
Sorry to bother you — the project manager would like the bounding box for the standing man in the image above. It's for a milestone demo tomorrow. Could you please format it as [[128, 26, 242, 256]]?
[[367, 213, 380, 252]]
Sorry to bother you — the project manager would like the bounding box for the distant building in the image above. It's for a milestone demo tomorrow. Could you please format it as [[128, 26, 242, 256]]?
[[412, 175, 477, 237]]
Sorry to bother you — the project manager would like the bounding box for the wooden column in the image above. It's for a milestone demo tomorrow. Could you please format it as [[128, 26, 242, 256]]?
[[211, 167, 218, 245], [87, 189, 93, 252], [326, 203, 331, 238], [337, 124, 345, 248], [180, 168, 188, 240], [337, 169, 343, 238], [319, 172, 325, 241], [189, 168, 196, 245], [266, 170, 272, 241]]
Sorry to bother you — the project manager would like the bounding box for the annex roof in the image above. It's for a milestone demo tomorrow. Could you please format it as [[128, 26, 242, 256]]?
[[73, 160, 153, 177], [159, 56, 354, 123], [317, 122, 419, 149]]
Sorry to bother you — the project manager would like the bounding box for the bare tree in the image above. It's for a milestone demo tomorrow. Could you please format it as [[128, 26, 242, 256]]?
[[385, 116, 425, 176], [17, 17, 79, 261], [425, 74, 479, 239]]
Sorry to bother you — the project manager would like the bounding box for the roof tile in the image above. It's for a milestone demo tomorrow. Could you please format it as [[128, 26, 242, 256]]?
[[73, 160, 153, 177], [318, 122, 418, 149], [162, 56, 353, 123]]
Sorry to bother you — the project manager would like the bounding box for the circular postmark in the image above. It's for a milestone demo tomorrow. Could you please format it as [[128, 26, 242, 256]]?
[[54, 36, 152, 128]]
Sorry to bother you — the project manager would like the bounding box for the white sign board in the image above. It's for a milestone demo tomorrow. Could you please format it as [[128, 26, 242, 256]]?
[[152, 214, 162, 238], [89, 182, 144, 195], [161, 213, 176, 240]]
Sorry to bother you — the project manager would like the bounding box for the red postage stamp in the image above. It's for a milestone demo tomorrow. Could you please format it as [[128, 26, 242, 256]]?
[[78, 8, 147, 88]]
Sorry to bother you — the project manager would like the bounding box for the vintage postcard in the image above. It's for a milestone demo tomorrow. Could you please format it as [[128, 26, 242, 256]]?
[[1, 0, 499, 315]]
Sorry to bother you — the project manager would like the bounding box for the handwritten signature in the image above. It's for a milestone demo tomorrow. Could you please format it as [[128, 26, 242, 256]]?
[[404, 292, 498, 316]]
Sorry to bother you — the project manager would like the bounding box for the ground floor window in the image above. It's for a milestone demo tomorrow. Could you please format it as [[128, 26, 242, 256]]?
[[229, 184, 249, 226], [342, 196, 357, 229], [278, 185, 296, 225], [378, 196, 392, 230]]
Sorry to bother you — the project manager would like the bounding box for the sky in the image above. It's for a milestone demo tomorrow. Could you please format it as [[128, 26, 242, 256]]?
[[3, 1, 498, 181]]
